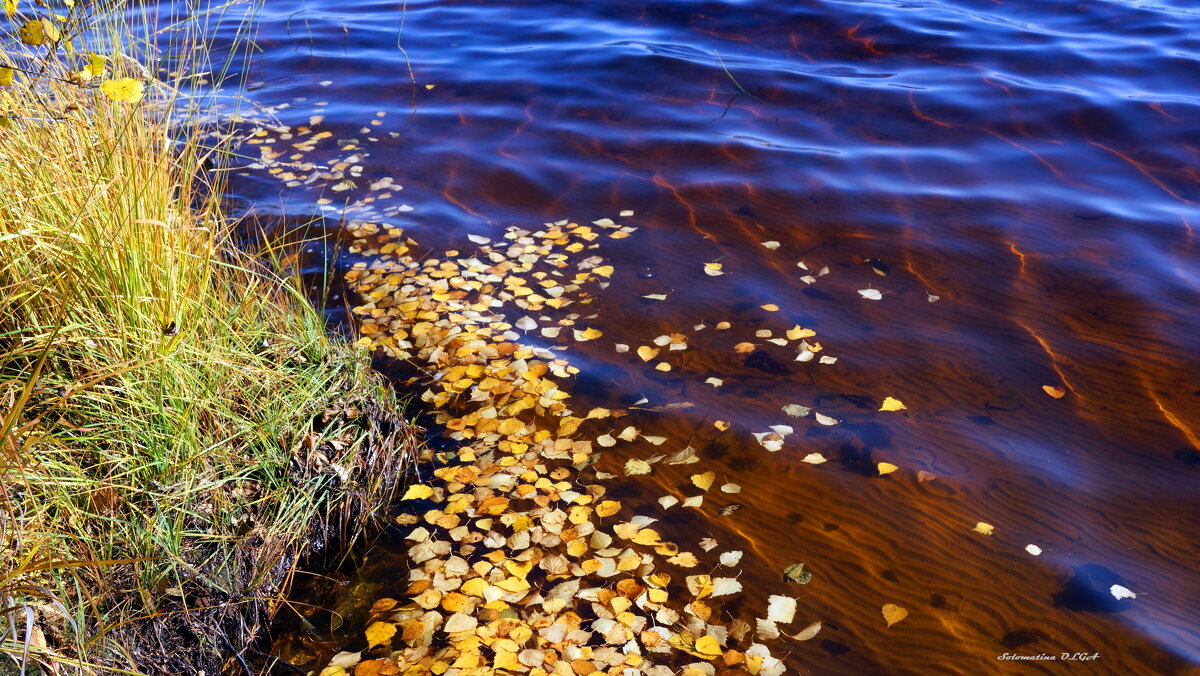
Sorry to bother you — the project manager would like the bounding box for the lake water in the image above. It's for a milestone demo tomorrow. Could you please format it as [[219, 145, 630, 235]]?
[[213, 0, 1200, 673]]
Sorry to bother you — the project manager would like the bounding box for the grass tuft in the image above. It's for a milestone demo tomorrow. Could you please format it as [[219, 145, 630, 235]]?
[[1, 2, 417, 674]]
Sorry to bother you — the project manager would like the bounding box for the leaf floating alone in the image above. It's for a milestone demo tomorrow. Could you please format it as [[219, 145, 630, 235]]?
[[783, 562, 813, 585], [801, 453, 827, 464], [877, 462, 899, 476], [703, 262, 725, 276], [858, 288, 883, 301], [1043, 385, 1066, 399], [1109, 584, 1137, 600], [879, 396, 906, 411], [782, 404, 811, 418], [814, 412, 839, 426], [917, 471, 937, 483], [882, 603, 909, 628], [1025, 544, 1042, 556], [972, 521, 995, 535], [100, 78, 146, 103], [790, 622, 822, 641], [761, 240, 780, 250]]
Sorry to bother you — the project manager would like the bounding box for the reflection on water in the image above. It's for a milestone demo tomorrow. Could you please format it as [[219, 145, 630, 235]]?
[[213, 0, 1200, 672]]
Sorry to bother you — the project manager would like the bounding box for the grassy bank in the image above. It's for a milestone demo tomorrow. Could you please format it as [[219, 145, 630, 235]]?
[[1, 4, 416, 674]]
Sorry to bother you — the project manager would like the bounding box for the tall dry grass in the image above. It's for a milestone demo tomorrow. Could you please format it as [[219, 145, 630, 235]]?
[[1, 2, 415, 673]]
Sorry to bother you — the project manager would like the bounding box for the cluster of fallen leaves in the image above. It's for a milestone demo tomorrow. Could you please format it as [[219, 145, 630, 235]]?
[[237, 105, 410, 221], [318, 213, 1067, 675], [322, 217, 807, 675]]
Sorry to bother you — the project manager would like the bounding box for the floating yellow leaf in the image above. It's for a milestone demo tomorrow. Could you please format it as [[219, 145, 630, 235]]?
[[573, 327, 602, 341], [636, 345, 659, 361], [703, 262, 724, 276], [631, 528, 662, 546], [595, 500, 621, 517], [100, 78, 145, 103], [400, 484, 434, 500], [1042, 385, 1066, 399], [690, 471, 715, 491], [972, 521, 995, 535], [714, 420, 729, 431], [879, 396, 906, 411], [882, 603, 908, 628], [877, 462, 899, 476], [365, 621, 396, 648], [761, 303, 779, 311], [592, 265, 614, 277]]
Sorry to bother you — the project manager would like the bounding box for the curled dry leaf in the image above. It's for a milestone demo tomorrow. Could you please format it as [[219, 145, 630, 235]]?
[[1043, 385, 1066, 399], [790, 621, 822, 641]]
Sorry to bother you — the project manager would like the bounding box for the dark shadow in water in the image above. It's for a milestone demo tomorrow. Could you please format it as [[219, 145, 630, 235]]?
[[1052, 564, 1133, 614]]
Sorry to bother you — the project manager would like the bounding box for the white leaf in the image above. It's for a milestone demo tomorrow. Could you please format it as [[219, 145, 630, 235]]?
[[1110, 584, 1137, 600], [761, 240, 780, 250], [814, 412, 839, 426], [801, 453, 827, 464], [658, 495, 679, 509], [467, 234, 490, 244], [789, 622, 822, 641], [858, 288, 883, 300], [719, 551, 744, 567], [711, 577, 743, 597], [767, 595, 797, 624], [1025, 544, 1042, 556]]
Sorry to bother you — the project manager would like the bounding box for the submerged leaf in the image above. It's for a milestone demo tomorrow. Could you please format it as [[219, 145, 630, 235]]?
[[783, 562, 812, 585]]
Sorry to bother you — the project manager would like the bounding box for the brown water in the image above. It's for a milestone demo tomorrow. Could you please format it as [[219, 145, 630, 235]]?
[[210, 0, 1200, 672]]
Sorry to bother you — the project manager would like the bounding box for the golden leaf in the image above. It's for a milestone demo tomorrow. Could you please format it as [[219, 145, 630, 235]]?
[[400, 484, 434, 500], [877, 462, 899, 476], [0, 68, 13, 87], [595, 500, 621, 517], [690, 471, 715, 491], [365, 621, 396, 648], [636, 345, 659, 361], [879, 396, 906, 411], [3, 0, 17, 18], [882, 603, 908, 628], [100, 77, 145, 103], [76, 53, 105, 81], [972, 521, 994, 535], [1042, 385, 1066, 399]]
